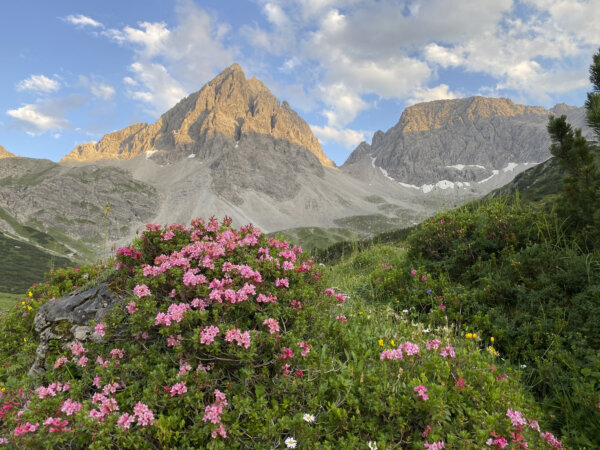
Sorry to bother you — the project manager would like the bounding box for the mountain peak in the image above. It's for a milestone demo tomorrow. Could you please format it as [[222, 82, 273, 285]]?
[[61, 64, 334, 168], [0, 145, 16, 159], [400, 96, 547, 133]]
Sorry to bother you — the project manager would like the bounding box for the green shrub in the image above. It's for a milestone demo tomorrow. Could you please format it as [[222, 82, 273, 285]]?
[[0, 218, 558, 449]]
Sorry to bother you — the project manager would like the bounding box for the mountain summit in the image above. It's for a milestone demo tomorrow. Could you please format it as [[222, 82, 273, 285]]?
[[343, 96, 588, 189], [0, 145, 15, 159], [62, 63, 334, 167]]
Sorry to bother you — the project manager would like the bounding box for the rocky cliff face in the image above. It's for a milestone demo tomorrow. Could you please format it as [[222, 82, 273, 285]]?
[[0, 145, 16, 159], [342, 96, 589, 189], [61, 63, 334, 168]]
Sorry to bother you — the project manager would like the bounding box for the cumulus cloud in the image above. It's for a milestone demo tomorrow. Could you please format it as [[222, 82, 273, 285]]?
[[407, 84, 460, 106], [93, 0, 234, 113], [310, 124, 366, 148], [63, 14, 103, 28], [319, 82, 369, 127], [79, 76, 116, 101], [6, 95, 86, 135], [127, 62, 186, 114], [16, 74, 60, 94]]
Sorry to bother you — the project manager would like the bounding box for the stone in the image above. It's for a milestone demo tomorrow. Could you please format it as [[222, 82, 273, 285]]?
[[29, 282, 125, 376]]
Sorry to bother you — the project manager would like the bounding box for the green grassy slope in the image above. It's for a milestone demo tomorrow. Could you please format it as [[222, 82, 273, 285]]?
[[0, 232, 73, 294]]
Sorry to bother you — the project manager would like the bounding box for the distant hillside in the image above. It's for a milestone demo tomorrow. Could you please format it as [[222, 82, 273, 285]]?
[[0, 231, 72, 294]]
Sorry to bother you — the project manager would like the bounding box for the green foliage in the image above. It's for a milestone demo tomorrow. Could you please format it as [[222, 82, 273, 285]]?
[[0, 218, 554, 449], [0, 232, 73, 294], [546, 48, 600, 246], [369, 198, 600, 447]]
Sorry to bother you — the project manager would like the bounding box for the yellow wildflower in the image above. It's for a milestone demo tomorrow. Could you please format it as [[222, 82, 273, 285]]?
[[28, 291, 33, 297], [378, 338, 384, 347], [391, 339, 395, 347], [466, 333, 473, 339], [490, 337, 495, 343]]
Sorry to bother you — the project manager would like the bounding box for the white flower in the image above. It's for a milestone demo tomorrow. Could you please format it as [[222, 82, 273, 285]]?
[[285, 437, 297, 448], [367, 441, 378, 450], [402, 309, 409, 314], [303, 413, 315, 423], [520, 364, 527, 369]]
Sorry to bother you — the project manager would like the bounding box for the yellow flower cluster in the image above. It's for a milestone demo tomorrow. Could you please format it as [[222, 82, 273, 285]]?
[[465, 332, 478, 339]]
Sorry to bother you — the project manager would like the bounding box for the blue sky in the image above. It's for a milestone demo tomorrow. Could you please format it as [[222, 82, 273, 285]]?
[[1, 0, 598, 165]]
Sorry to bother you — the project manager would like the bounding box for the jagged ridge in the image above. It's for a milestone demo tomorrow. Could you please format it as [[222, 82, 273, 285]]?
[[62, 63, 334, 168]]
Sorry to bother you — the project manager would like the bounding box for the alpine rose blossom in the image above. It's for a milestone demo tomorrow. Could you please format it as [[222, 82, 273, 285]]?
[[133, 284, 151, 298]]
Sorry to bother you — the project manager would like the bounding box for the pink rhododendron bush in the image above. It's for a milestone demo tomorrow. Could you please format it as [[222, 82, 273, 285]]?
[[0, 218, 560, 448]]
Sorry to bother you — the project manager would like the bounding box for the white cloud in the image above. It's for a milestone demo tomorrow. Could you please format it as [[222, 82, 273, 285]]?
[[6, 95, 85, 135], [319, 82, 369, 127], [63, 14, 103, 28], [408, 84, 460, 105], [311, 124, 366, 148], [103, 21, 170, 59], [91, 0, 234, 113], [123, 77, 138, 86], [79, 76, 115, 101], [128, 62, 186, 114], [16, 74, 60, 93]]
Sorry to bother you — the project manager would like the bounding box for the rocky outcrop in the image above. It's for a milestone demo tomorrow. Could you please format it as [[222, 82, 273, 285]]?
[[0, 145, 16, 159], [343, 96, 589, 186], [61, 63, 334, 168], [29, 282, 125, 376]]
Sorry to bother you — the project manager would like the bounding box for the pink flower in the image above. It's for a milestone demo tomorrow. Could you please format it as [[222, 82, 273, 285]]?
[[402, 341, 420, 356], [133, 402, 154, 426], [224, 328, 251, 349], [426, 339, 441, 350], [336, 315, 347, 322], [281, 364, 292, 377], [421, 275, 428, 281], [440, 346, 456, 358], [178, 360, 192, 376], [280, 348, 294, 359], [169, 382, 187, 396], [424, 441, 445, 450], [117, 413, 135, 430], [61, 399, 83, 416], [297, 341, 311, 356], [13, 422, 39, 436], [324, 288, 336, 296], [77, 356, 88, 367], [275, 278, 289, 288], [411, 269, 417, 276], [200, 325, 220, 345], [414, 385, 429, 401], [53, 356, 68, 369], [540, 432, 563, 449], [166, 334, 183, 347], [506, 409, 527, 427], [212, 424, 227, 439], [71, 342, 86, 356], [126, 301, 138, 314], [191, 297, 207, 310], [94, 322, 106, 337], [133, 284, 151, 298], [438, 303, 446, 310], [335, 293, 346, 303], [528, 420, 540, 432], [454, 377, 466, 389], [110, 348, 125, 359], [263, 318, 280, 334], [380, 348, 403, 360]]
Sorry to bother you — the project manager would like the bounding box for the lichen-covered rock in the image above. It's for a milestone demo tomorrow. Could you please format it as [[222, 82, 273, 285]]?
[[29, 282, 125, 376]]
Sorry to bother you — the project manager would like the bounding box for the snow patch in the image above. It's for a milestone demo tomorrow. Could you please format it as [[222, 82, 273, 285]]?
[[446, 164, 486, 171], [502, 162, 519, 172], [145, 150, 157, 160], [478, 170, 500, 184], [188, 154, 196, 158]]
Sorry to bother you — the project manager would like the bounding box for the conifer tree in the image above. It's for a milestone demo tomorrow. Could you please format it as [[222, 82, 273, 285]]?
[[547, 48, 600, 244]]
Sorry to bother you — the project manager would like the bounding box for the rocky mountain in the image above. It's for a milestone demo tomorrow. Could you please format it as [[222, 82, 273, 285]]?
[[342, 96, 589, 195], [0, 145, 16, 159], [62, 63, 333, 168], [0, 157, 158, 261], [2, 65, 435, 263]]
